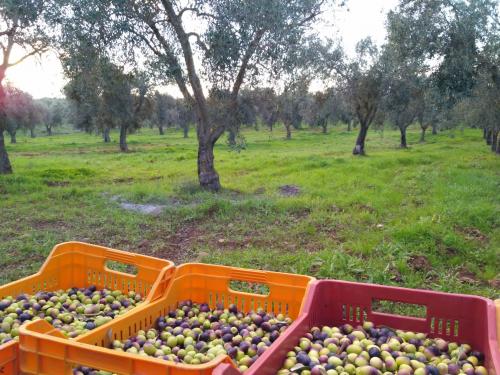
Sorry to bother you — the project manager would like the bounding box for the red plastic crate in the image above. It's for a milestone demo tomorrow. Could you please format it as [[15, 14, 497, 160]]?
[[237, 280, 500, 375]]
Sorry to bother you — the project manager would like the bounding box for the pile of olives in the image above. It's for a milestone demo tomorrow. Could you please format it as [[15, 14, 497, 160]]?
[[0, 285, 143, 344], [109, 300, 292, 372], [277, 321, 489, 375]]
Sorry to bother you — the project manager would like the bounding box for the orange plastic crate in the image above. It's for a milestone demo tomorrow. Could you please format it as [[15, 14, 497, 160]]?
[[0, 241, 175, 375], [19, 263, 315, 374]]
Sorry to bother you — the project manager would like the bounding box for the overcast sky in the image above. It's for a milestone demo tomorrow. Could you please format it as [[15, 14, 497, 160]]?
[[6, 0, 399, 99]]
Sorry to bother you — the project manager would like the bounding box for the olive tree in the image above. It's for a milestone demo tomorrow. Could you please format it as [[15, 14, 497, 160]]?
[[344, 38, 384, 155], [177, 99, 194, 139], [253, 87, 279, 132], [387, 0, 499, 139], [0, 0, 49, 173], [54, 0, 336, 191], [278, 77, 310, 140], [4, 85, 35, 143], [154, 92, 178, 136], [63, 43, 149, 151]]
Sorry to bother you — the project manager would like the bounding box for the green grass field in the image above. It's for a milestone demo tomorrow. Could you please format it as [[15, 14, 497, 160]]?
[[1, 125, 499, 299]]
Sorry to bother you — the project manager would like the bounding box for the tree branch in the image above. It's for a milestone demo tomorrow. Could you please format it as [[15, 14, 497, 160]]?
[[142, 17, 194, 104], [161, 0, 209, 135], [7, 47, 46, 67], [186, 32, 209, 54], [178, 7, 215, 20], [231, 29, 266, 98]]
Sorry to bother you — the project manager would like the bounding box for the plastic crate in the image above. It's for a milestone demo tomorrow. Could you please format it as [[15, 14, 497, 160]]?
[[236, 280, 500, 375], [0, 241, 175, 375], [497, 299, 500, 351], [18, 263, 314, 374]]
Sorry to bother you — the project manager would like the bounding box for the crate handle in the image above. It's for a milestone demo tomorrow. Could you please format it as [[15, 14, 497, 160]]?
[[227, 269, 271, 296], [228, 269, 268, 284], [104, 249, 136, 265], [103, 249, 139, 276], [105, 260, 138, 275], [228, 279, 270, 296], [371, 298, 427, 319]]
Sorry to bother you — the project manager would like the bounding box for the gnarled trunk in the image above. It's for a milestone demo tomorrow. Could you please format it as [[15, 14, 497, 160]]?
[[228, 128, 236, 146], [432, 123, 438, 135], [353, 124, 368, 155], [492, 130, 498, 153], [30, 127, 36, 138], [9, 130, 16, 144], [486, 129, 492, 145], [399, 126, 408, 148], [321, 121, 327, 134], [103, 127, 111, 143], [420, 126, 427, 143], [198, 138, 220, 191], [284, 122, 292, 140], [119, 125, 128, 152], [159, 125, 164, 135], [0, 130, 12, 174]]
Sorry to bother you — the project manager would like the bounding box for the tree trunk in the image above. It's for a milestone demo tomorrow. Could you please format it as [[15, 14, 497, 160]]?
[[285, 123, 292, 140], [400, 126, 408, 148], [492, 130, 498, 153], [420, 126, 427, 143], [486, 129, 492, 145], [228, 128, 236, 146], [353, 124, 368, 155], [46, 125, 52, 136], [321, 122, 327, 134], [103, 127, 111, 143], [431, 123, 438, 135], [158, 125, 164, 135], [119, 125, 128, 152], [347, 120, 353, 132], [483, 128, 487, 140], [198, 138, 220, 191], [9, 130, 16, 144], [30, 127, 36, 138], [269, 122, 273, 132], [0, 130, 12, 174], [183, 125, 189, 138]]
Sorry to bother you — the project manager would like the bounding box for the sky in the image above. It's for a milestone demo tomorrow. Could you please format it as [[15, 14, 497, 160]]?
[[5, 0, 399, 99]]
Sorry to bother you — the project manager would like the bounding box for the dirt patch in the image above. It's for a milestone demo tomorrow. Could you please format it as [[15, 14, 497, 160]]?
[[279, 185, 300, 197], [30, 219, 70, 231], [457, 267, 479, 284], [152, 222, 205, 263], [488, 278, 500, 288], [352, 203, 376, 213], [408, 255, 432, 272], [328, 205, 344, 213], [113, 177, 134, 184], [45, 180, 70, 187], [457, 226, 488, 243], [254, 187, 266, 194]]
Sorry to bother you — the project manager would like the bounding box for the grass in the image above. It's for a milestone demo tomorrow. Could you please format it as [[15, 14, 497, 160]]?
[[0, 125, 498, 301]]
